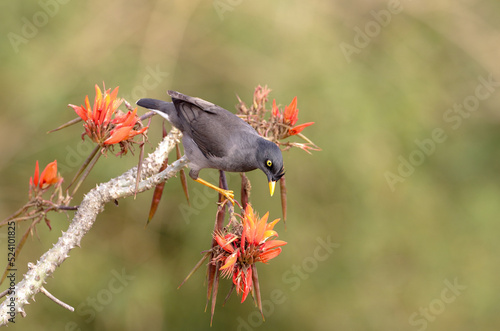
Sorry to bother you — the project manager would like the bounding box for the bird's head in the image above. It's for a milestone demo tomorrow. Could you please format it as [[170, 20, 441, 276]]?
[[256, 139, 285, 196]]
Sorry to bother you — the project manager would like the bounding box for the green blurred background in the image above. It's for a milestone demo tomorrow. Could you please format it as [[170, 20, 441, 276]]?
[[1, 1, 500, 330]]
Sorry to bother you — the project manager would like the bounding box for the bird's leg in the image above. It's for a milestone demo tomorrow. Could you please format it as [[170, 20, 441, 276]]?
[[194, 178, 235, 205]]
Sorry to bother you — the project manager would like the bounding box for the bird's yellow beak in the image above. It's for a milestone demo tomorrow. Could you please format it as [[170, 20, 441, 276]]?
[[269, 181, 276, 196]]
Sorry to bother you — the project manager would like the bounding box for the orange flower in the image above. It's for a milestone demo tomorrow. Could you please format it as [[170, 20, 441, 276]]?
[[214, 205, 286, 302], [272, 96, 314, 137], [272, 99, 279, 118], [283, 96, 299, 126], [69, 84, 148, 148], [104, 108, 148, 145], [288, 122, 314, 136], [30, 160, 60, 190]]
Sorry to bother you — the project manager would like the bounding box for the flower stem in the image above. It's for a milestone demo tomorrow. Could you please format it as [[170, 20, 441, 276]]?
[[66, 144, 101, 195], [70, 147, 102, 197], [280, 175, 287, 225]]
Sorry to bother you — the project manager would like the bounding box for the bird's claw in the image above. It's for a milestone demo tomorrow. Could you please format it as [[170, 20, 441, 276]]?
[[222, 189, 235, 205]]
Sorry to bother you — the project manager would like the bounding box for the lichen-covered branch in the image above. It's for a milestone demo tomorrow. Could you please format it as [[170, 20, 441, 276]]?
[[0, 128, 186, 326]]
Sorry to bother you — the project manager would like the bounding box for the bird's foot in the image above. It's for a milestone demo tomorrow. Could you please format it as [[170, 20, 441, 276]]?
[[194, 177, 235, 205], [219, 189, 235, 205]]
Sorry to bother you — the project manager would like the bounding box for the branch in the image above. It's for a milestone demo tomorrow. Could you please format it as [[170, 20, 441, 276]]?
[[0, 128, 186, 326]]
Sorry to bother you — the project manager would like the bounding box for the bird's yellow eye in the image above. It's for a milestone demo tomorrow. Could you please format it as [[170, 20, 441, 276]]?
[[266, 160, 272, 167]]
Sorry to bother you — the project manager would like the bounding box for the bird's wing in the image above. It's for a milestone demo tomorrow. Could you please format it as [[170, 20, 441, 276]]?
[[169, 91, 253, 158]]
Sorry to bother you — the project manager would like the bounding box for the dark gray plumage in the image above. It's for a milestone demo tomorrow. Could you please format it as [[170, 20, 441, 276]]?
[[136, 90, 284, 199]]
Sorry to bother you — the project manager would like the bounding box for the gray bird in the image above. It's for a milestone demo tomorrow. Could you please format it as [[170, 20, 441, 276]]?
[[136, 90, 284, 204]]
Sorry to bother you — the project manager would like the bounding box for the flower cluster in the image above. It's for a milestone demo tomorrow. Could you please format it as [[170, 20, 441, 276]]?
[[1, 160, 66, 283], [213, 205, 287, 302], [237, 85, 319, 153], [69, 84, 148, 155], [60, 83, 151, 196]]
